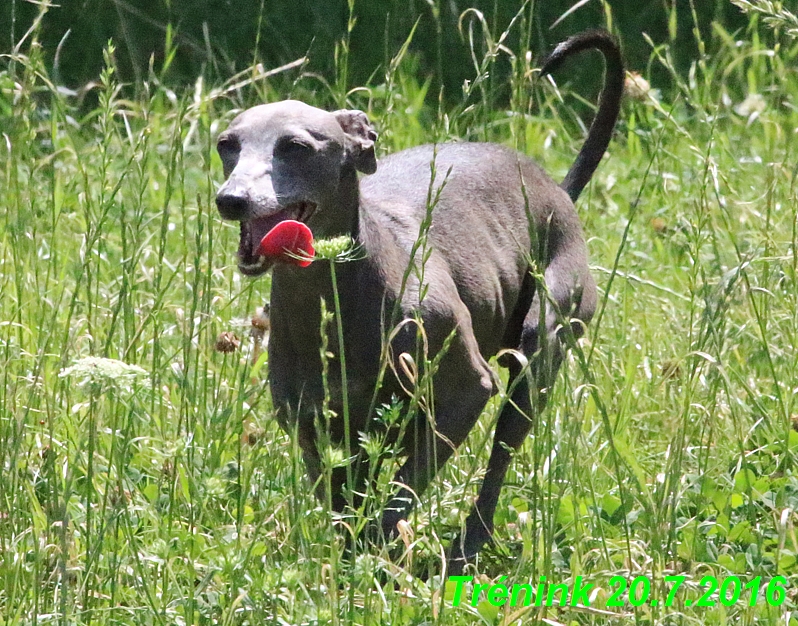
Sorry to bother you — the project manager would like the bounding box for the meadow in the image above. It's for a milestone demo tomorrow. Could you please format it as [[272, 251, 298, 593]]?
[[1, 2, 797, 625]]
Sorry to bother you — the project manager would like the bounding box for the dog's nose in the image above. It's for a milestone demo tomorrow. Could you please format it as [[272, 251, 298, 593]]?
[[215, 193, 249, 221]]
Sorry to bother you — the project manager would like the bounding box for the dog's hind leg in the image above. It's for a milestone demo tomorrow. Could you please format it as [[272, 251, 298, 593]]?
[[447, 357, 537, 573], [448, 243, 597, 573]]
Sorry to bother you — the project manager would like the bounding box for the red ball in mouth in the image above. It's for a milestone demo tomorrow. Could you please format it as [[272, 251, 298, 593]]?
[[256, 220, 315, 267]]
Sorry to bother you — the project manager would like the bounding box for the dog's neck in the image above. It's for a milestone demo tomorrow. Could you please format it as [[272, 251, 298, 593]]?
[[340, 167, 362, 240], [299, 165, 361, 241], [272, 165, 364, 282]]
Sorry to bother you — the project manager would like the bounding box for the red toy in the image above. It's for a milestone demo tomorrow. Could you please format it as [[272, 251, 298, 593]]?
[[257, 220, 314, 267]]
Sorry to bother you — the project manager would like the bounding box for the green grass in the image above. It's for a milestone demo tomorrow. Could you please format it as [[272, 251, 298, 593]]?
[[2, 5, 798, 626]]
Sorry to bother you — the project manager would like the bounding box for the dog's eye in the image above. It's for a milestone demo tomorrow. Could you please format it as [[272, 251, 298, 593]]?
[[275, 137, 313, 159], [217, 135, 240, 154]]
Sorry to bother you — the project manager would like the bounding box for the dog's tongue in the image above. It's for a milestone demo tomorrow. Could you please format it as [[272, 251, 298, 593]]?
[[256, 220, 314, 267]]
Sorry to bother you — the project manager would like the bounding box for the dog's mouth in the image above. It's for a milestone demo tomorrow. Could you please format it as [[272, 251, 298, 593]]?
[[237, 202, 317, 276]]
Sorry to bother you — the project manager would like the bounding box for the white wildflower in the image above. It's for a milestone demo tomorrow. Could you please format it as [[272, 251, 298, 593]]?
[[59, 356, 149, 392]]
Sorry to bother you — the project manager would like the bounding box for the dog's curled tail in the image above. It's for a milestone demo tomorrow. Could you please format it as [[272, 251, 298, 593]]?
[[541, 29, 624, 203]]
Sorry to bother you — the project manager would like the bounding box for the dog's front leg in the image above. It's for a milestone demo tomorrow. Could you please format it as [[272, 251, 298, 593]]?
[[379, 297, 496, 542]]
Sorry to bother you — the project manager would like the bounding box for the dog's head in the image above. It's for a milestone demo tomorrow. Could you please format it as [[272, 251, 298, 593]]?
[[215, 100, 377, 276]]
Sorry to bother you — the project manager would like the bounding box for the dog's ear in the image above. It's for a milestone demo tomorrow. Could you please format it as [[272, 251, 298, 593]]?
[[334, 109, 378, 174]]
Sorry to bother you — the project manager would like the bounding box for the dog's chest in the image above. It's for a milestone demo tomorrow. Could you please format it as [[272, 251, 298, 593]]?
[[266, 262, 397, 430]]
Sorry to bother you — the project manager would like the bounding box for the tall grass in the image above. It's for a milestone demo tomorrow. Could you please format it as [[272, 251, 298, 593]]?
[[1, 3, 798, 625]]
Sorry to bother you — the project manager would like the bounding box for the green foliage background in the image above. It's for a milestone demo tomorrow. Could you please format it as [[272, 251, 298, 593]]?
[[2, 0, 748, 96]]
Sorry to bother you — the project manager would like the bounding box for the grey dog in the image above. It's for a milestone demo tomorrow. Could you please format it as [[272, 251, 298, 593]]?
[[216, 30, 623, 571]]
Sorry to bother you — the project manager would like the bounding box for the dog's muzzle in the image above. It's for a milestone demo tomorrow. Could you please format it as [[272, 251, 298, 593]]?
[[236, 202, 317, 276]]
